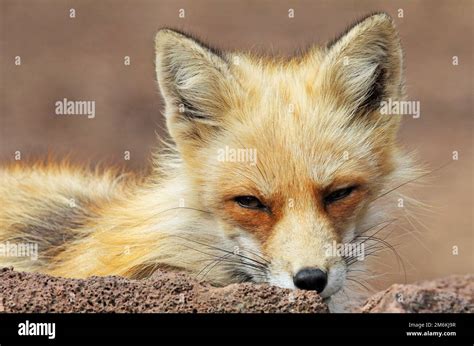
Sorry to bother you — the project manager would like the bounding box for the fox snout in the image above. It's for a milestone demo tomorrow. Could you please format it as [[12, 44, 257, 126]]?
[[290, 260, 347, 298], [261, 212, 348, 297], [268, 252, 347, 298], [268, 258, 347, 298], [293, 268, 328, 293]]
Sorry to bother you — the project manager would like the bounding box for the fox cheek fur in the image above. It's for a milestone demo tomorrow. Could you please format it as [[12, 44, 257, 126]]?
[[0, 13, 419, 300]]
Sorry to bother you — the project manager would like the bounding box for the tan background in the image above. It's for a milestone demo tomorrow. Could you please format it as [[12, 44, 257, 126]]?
[[1, 0, 472, 290]]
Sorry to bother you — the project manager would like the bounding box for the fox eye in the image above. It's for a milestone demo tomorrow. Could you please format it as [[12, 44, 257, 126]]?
[[234, 196, 266, 210], [324, 186, 356, 204]]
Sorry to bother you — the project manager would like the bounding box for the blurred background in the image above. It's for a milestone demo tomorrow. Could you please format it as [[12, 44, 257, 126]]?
[[1, 0, 472, 290]]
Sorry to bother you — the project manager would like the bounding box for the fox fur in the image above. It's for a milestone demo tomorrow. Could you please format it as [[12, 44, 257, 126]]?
[[0, 13, 420, 300]]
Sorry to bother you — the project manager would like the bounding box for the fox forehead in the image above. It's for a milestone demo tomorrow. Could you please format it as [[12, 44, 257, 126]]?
[[210, 53, 388, 183], [224, 50, 329, 121], [229, 49, 324, 96], [206, 106, 383, 198], [208, 145, 375, 202], [206, 131, 378, 210]]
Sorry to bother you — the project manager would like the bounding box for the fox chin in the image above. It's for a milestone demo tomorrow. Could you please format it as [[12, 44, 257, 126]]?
[[0, 13, 419, 305]]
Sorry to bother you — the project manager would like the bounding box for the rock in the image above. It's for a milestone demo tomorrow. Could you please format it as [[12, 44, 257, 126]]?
[[1, 267, 471, 313], [0, 267, 328, 313], [357, 275, 473, 313]]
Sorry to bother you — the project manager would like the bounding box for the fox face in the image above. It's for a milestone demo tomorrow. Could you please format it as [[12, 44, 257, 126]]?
[[155, 13, 409, 297]]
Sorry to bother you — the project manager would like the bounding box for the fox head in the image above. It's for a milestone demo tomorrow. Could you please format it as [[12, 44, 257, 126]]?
[[154, 13, 413, 297]]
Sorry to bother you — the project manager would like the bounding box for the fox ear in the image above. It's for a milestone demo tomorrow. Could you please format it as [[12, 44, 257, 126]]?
[[155, 29, 235, 146], [318, 13, 404, 121]]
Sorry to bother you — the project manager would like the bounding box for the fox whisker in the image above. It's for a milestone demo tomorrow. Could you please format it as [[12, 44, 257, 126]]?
[[171, 235, 269, 269], [345, 219, 407, 284], [345, 277, 372, 292], [197, 253, 234, 279], [373, 160, 452, 202]]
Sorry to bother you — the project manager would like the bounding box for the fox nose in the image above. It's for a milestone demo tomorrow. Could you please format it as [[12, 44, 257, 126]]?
[[293, 268, 327, 293]]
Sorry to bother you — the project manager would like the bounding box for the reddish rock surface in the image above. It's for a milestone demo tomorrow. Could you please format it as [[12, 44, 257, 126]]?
[[0, 267, 327, 313], [357, 275, 473, 313], [0, 268, 471, 313]]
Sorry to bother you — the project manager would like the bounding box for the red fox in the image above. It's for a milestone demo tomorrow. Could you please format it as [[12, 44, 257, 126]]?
[[0, 13, 419, 300]]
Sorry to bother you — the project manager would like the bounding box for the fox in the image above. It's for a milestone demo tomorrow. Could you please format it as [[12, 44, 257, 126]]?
[[0, 13, 420, 302]]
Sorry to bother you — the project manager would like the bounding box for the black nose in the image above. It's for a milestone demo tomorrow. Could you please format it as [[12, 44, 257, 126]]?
[[293, 268, 327, 293]]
